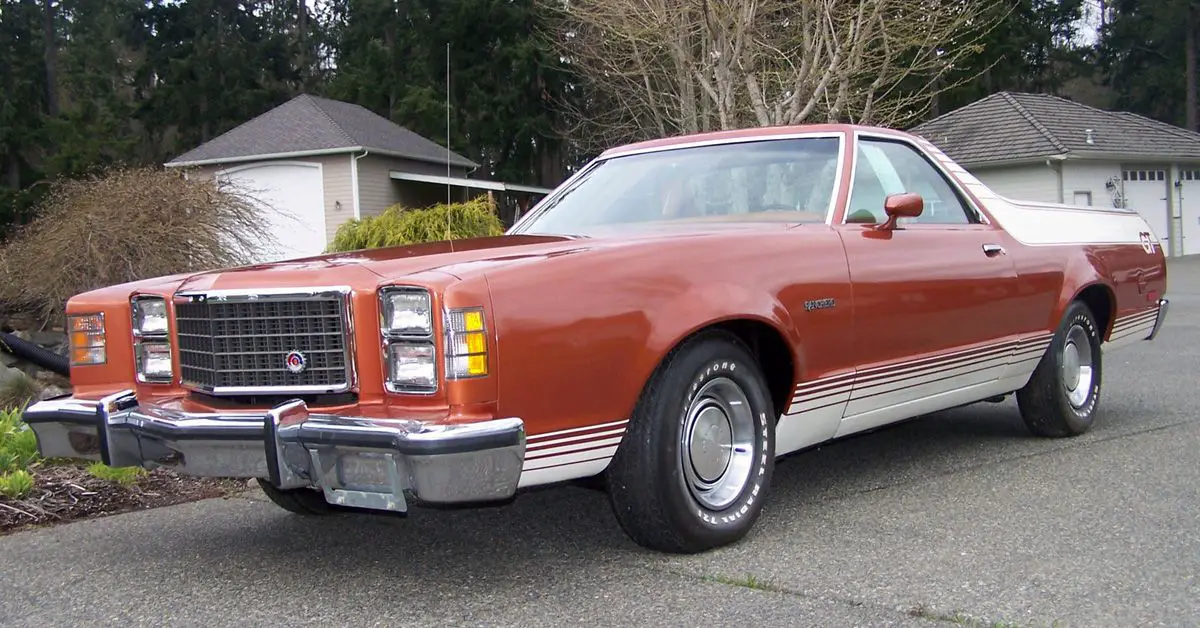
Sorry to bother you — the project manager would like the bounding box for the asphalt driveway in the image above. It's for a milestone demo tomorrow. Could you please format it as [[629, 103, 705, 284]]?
[[2, 258, 1199, 627]]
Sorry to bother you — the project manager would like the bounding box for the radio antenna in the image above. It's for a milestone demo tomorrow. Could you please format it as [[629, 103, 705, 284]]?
[[445, 42, 452, 241]]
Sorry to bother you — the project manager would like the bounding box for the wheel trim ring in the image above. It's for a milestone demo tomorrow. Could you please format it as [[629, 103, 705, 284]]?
[[1062, 323, 1094, 409], [680, 376, 756, 511]]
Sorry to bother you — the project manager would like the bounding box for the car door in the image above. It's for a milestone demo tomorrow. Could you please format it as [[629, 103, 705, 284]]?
[[834, 135, 1021, 436]]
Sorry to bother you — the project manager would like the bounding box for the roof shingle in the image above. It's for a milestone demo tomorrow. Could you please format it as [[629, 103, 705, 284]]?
[[166, 94, 478, 169], [911, 92, 1200, 165]]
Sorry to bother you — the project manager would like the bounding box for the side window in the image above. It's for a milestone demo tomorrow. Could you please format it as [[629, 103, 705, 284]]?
[[845, 139, 979, 225]]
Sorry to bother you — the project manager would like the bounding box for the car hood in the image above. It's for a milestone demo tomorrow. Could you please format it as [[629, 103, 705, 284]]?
[[80, 222, 799, 301]]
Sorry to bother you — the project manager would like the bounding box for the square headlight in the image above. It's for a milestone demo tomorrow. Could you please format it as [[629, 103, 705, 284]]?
[[386, 342, 436, 393], [136, 341, 173, 383], [132, 297, 169, 336], [381, 289, 432, 336]]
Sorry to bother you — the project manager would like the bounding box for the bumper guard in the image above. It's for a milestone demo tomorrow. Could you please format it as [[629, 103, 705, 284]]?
[[22, 392, 526, 513]]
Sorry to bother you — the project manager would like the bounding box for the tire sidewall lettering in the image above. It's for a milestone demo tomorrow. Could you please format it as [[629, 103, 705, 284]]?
[[678, 358, 772, 530]]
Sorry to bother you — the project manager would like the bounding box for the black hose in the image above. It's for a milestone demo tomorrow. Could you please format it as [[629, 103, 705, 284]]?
[[0, 331, 69, 377]]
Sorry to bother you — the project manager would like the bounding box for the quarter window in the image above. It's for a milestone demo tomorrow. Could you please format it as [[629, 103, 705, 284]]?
[[845, 139, 980, 225]]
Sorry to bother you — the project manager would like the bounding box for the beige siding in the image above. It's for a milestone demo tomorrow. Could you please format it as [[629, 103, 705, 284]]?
[[179, 152, 471, 247], [355, 154, 471, 219], [972, 164, 1061, 204], [182, 154, 354, 249]]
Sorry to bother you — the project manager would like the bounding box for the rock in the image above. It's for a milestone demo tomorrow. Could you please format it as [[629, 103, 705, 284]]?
[[38, 385, 68, 401], [35, 370, 71, 389], [0, 362, 23, 387], [28, 330, 66, 348], [0, 351, 17, 367]]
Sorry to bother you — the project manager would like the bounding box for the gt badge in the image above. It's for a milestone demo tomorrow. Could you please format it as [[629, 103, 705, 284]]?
[[284, 350, 307, 374], [1139, 232, 1157, 254]]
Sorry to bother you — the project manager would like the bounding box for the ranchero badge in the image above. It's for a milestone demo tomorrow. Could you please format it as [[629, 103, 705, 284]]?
[[284, 350, 307, 374], [804, 298, 837, 312]]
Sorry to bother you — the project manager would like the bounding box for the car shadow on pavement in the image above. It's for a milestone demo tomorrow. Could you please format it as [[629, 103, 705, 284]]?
[[149, 401, 1050, 574]]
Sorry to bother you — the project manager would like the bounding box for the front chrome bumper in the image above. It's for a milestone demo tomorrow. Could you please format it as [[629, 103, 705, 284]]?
[[22, 391, 525, 513]]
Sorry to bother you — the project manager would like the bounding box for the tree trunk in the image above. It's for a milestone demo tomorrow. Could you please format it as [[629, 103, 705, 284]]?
[[42, 0, 58, 117], [1187, 4, 1198, 132]]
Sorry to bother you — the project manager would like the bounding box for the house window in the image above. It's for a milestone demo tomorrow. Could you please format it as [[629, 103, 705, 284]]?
[[1073, 191, 1092, 206], [1122, 169, 1166, 182], [1182, 169, 1200, 181]]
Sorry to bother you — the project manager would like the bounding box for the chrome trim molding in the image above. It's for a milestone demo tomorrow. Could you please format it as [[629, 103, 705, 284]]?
[[1148, 298, 1170, 341], [23, 393, 526, 512]]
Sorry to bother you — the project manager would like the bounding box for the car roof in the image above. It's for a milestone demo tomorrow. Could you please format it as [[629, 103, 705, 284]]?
[[598, 124, 915, 158]]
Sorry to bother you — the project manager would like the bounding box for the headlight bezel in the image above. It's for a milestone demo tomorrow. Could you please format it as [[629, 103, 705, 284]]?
[[379, 286, 438, 395], [131, 296, 169, 337], [130, 295, 173, 384]]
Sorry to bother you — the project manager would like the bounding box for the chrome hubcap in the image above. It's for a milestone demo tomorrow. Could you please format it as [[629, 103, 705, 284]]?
[[1061, 324, 1094, 409], [681, 377, 755, 511]]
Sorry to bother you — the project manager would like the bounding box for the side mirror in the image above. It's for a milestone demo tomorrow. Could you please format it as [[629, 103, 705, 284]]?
[[878, 192, 923, 230]]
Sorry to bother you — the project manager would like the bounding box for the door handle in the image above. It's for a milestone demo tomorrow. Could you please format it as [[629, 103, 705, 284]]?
[[982, 244, 1006, 257]]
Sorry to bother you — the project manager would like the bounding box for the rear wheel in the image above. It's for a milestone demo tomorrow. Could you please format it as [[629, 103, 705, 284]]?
[[605, 331, 775, 553], [256, 479, 332, 515], [1017, 301, 1103, 437]]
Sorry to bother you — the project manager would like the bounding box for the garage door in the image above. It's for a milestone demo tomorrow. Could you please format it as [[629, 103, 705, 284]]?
[[1180, 168, 1200, 256], [215, 162, 326, 262], [1121, 168, 1170, 247]]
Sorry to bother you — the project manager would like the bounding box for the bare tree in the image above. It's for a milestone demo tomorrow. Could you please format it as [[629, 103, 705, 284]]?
[[539, 0, 1001, 151]]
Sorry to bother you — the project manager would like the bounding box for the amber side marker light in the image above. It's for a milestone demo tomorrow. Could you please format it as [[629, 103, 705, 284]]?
[[68, 313, 106, 366], [446, 307, 488, 378]]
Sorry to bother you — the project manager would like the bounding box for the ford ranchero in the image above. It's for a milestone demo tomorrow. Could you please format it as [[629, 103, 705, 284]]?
[[25, 124, 1168, 553]]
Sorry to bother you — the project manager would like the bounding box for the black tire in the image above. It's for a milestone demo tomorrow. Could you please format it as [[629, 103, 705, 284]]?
[[256, 479, 332, 515], [1017, 301, 1103, 437], [605, 331, 776, 553]]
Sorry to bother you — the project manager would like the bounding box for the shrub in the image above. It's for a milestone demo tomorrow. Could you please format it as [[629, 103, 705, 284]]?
[[0, 405, 40, 480], [0, 469, 34, 499], [328, 196, 504, 252], [86, 462, 146, 486], [0, 167, 276, 322]]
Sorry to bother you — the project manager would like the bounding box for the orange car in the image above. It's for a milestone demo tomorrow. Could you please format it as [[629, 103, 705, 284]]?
[[25, 124, 1169, 553]]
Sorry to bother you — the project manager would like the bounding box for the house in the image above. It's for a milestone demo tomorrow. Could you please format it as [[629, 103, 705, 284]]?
[[166, 94, 551, 261], [912, 92, 1200, 257]]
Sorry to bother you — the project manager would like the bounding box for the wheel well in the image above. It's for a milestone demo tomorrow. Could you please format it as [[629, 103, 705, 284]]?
[[1075, 284, 1114, 337], [708, 319, 795, 419]]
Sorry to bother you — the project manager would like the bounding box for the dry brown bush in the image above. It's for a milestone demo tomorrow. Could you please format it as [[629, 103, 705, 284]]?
[[0, 167, 277, 323]]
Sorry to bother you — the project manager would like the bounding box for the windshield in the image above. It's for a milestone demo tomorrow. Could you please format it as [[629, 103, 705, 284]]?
[[514, 136, 843, 236]]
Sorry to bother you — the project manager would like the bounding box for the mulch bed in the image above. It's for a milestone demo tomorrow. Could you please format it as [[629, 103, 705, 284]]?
[[0, 465, 246, 536]]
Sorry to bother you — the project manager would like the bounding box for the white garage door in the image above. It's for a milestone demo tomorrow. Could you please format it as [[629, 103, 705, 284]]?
[[216, 162, 326, 262], [1180, 168, 1200, 256], [1121, 168, 1170, 246]]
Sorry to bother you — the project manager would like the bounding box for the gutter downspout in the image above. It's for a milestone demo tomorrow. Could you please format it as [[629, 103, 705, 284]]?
[[351, 149, 368, 219], [1046, 155, 1067, 204]]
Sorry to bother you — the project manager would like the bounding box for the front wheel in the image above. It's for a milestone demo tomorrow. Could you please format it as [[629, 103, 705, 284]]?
[[605, 331, 775, 553], [1017, 301, 1103, 437]]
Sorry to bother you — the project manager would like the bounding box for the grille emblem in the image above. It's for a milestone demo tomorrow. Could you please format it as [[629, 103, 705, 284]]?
[[284, 351, 307, 374]]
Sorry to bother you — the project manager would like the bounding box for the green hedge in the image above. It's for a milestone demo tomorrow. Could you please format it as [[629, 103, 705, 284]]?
[[328, 196, 505, 252]]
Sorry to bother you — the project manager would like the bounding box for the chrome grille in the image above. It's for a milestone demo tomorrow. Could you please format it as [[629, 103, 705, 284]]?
[[175, 292, 352, 394]]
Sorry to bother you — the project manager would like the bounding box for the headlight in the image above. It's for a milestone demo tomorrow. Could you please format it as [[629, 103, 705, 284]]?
[[132, 297, 169, 336], [131, 296, 172, 383], [68, 313, 106, 366], [381, 288, 432, 336], [387, 343, 436, 391], [136, 342, 173, 381], [380, 287, 437, 393]]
